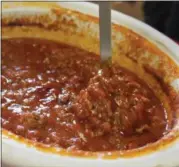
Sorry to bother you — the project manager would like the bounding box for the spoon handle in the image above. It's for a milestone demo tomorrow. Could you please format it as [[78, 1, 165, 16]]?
[[99, 2, 112, 61]]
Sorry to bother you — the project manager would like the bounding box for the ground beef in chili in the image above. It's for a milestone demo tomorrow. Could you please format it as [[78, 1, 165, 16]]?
[[2, 38, 168, 151]]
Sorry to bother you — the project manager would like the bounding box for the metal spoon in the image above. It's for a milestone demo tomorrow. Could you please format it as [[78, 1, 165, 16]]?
[[99, 2, 112, 61]]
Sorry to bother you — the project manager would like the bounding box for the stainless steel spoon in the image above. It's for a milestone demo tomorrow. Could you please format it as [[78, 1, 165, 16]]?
[[99, 2, 112, 61]]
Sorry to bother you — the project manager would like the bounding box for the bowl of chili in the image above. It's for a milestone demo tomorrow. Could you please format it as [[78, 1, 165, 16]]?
[[1, 2, 179, 167]]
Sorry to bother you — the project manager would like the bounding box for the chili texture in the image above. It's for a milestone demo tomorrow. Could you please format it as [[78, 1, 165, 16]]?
[[2, 38, 168, 151]]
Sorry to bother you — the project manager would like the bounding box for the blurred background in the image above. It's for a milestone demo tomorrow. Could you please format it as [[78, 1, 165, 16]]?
[[112, 2, 144, 21]]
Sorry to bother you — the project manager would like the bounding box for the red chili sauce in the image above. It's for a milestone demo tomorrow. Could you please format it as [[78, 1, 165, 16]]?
[[2, 38, 169, 151]]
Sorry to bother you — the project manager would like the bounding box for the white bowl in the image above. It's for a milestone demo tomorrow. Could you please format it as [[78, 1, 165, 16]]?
[[2, 2, 179, 167]]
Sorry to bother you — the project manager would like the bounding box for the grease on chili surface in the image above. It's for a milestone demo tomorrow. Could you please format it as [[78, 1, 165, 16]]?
[[2, 38, 169, 151]]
